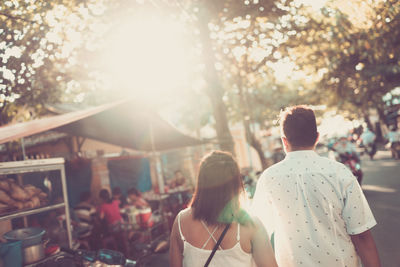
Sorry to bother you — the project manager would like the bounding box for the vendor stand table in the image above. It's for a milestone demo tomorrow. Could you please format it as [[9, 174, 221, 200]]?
[[0, 158, 73, 248], [120, 206, 167, 243]]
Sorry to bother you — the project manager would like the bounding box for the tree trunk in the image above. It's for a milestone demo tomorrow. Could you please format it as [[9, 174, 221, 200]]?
[[241, 108, 268, 169], [376, 106, 387, 125], [363, 111, 374, 132], [247, 125, 268, 170], [236, 76, 268, 169], [375, 106, 387, 142], [197, 7, 235, 154]]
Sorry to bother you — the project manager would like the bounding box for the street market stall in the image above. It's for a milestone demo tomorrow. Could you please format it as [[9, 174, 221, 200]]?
[[0, 100, 204, 194], [0, 158, 72, 265], [0, 100, 205, 264]]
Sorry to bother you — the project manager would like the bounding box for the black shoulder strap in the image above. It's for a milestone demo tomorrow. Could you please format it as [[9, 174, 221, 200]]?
[[204, 224, 231, 267]]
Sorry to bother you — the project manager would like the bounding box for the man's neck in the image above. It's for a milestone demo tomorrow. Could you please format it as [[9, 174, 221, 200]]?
[[287, 146, 315, 152]]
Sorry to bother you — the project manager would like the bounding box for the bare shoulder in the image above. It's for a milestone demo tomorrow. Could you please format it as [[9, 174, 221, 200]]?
[[174, 207, 195, 230], [172, 208, 190, 230], [171, 209, 193, 244], [178, 207, 192, 222]]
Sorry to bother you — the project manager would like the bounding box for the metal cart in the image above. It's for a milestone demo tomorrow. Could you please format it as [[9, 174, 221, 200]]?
[[0, 158, 72, 248]]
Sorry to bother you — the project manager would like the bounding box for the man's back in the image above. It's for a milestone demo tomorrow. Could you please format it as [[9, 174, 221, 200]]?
[[253, 150, 376, 267]]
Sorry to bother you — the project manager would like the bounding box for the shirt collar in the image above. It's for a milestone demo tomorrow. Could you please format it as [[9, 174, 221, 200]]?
[[285, 150, 318, 160]]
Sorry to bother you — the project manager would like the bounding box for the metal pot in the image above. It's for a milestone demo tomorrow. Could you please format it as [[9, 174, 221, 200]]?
[[22, 242, 45, 265], [3, 228, 47, 265], [3, 227, 45, 248]]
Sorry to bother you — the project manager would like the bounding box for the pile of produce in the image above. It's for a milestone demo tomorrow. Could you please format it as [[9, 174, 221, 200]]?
[[0, 179, 48, 214]]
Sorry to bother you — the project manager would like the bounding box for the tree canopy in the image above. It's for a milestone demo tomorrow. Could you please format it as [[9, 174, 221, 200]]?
[[2, 0, 400, 164], [278, 0, 400, 119], [0, 0, 109, 124]]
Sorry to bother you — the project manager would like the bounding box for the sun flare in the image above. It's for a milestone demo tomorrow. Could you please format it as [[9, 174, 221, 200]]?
[[99, 14, 191, 102]]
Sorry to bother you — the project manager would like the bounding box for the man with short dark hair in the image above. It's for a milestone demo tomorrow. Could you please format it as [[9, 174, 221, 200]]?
[[252, 105, 380, 267]]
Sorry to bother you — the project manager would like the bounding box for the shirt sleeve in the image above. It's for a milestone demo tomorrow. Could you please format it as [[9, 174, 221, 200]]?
[[251, 175, 275, 235], [342, 177, 377, 235]]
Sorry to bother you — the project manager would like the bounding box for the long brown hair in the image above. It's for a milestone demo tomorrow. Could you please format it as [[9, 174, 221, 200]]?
[[190, 151, 244, 225]]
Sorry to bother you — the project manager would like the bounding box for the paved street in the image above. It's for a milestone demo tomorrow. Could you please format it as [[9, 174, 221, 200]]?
[[361, 150, 400, 267]]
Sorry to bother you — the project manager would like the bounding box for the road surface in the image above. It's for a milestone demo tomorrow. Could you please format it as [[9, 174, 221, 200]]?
[[361, 149, 400, 267]]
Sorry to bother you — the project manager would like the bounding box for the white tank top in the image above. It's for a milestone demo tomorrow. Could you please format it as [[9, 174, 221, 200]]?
[[178, 211, 255, 267]]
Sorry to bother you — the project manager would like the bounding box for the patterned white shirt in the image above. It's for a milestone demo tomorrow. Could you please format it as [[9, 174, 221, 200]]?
[[252, 150, 376, 267]]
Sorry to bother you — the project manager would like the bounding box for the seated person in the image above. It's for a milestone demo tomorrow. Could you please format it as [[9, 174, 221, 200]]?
[[98, 189, 128, 254], [74, 191, 99, 249], [127, 187, 149, 209], [172, 170, 192, 206], [174, 170, 186, 187], [98, 189, 124, 231], [112, 187, 127, 208], [74, 192, 96, 237]]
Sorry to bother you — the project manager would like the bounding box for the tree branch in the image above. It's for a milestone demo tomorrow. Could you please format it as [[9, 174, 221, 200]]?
[[0, 12, 37, 24]]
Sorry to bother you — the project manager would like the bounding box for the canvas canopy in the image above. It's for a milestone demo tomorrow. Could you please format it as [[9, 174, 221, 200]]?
[[0, 100, 203, 151]]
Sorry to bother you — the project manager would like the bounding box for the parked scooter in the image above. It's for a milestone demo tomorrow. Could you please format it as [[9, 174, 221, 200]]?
[[29, 239, 168, 267], [56, 241, 168, 267], [329, 142, 363, 185], [61, 247, 136, 267]]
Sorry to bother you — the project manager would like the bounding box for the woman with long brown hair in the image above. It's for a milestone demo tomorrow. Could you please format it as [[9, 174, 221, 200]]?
[[169, 151, 277, 267]]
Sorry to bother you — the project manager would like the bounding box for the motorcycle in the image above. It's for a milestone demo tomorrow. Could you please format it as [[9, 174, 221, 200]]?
[[60, 247, 136, 267], [389, 141, 400, 159], [339, 153, 363, 185], [363, 142, 377, 160], [29, 240, 169, 267]]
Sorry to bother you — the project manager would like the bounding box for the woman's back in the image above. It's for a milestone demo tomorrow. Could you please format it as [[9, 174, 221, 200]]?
[[98, 200, 122, 225], [169, 151, 277, 267], [177, 208, 254, 267]]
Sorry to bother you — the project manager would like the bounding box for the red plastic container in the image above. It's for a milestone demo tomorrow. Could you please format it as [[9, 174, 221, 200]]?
[[139, 208, 153, 228]]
